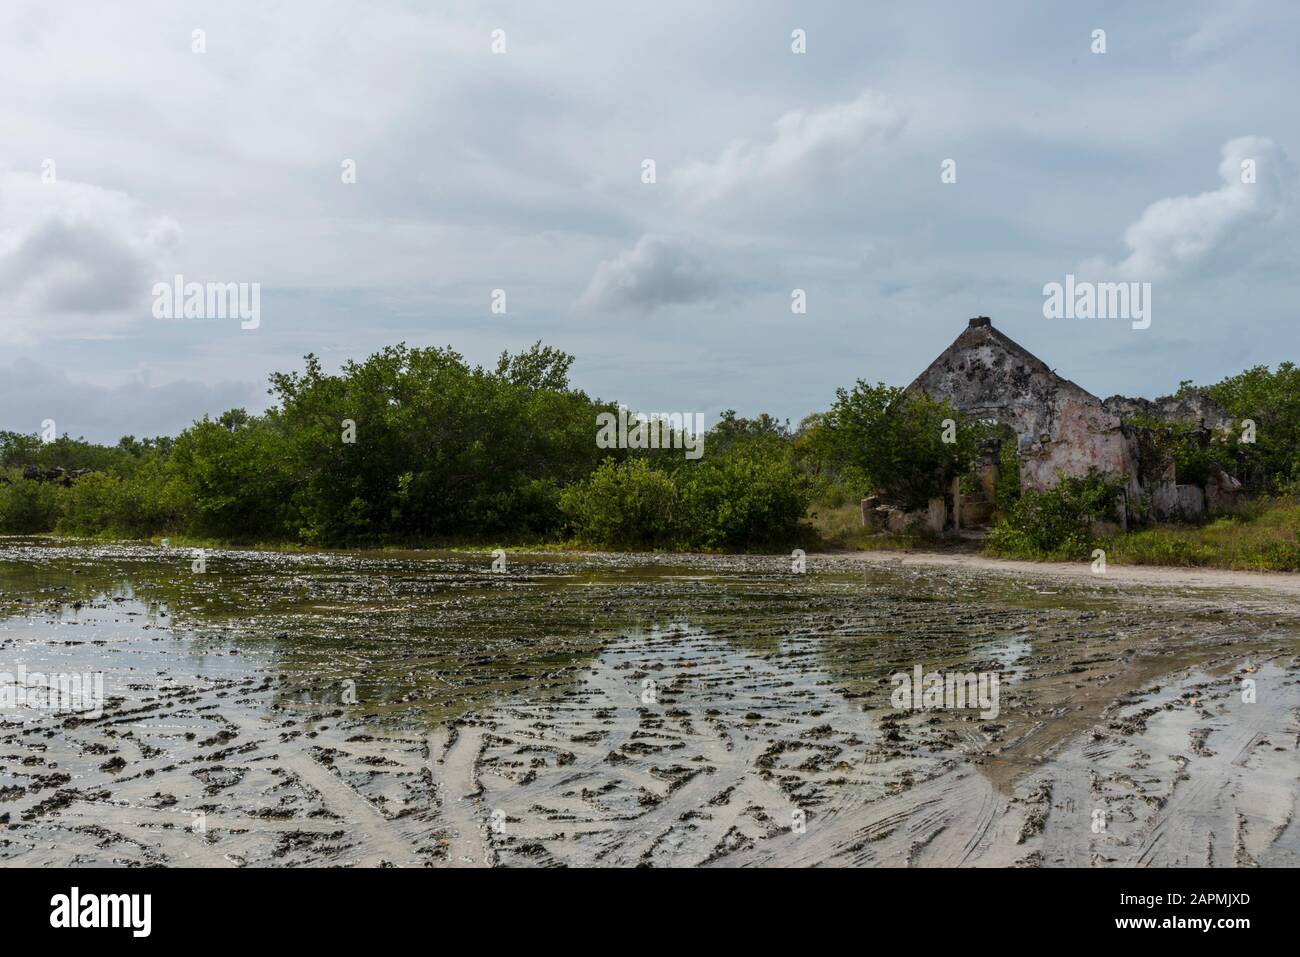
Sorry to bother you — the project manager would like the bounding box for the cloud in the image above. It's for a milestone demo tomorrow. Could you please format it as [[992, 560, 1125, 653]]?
[[0, 170, 179, 343], [0, 357, 257, 443], [0, 2, 1296, 435], [673, 90, 905, 206], [579, 234, 720, 314], [1098, 136, 1296, 280], [1180, 3, 1277, 57]]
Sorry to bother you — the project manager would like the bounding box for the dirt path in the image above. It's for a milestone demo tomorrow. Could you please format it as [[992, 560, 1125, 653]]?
[[838, 549, 1300, 598]]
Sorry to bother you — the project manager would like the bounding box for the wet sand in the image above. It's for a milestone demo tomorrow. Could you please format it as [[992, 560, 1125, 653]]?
[[1, 540, 1297, 867], [845, 547, 1300, 598]]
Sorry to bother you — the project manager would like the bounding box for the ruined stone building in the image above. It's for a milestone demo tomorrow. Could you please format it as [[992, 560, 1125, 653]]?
[[898, 317, 1239, 530]]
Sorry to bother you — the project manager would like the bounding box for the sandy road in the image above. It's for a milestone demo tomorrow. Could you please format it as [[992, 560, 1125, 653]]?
[[838, 548, 1300, 598]]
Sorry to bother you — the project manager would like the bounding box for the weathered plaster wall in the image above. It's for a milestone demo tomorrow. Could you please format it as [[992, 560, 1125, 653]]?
[[1019, 397, 1139, 495], [909, 318, 1139, 496], [1101, 392, 1233, 432], [905, 318, 1242, 525]]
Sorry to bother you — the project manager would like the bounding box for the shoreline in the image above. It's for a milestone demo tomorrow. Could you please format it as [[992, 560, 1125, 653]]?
[[11, 531, 1300, 597], [837, 547, 1300, 597]]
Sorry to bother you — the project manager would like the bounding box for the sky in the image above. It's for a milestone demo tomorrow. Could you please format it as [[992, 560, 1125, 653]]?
[[1, 0, 1298, 442]]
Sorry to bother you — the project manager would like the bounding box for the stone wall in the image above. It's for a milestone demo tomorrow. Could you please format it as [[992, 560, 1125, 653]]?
[[903, 318, 1244, 530], [1101, 391, 1233, 432], [909, 317, 1142, 503]]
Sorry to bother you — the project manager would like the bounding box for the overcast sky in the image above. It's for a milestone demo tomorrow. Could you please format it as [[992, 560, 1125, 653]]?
[[2, 1, 1298, 442]]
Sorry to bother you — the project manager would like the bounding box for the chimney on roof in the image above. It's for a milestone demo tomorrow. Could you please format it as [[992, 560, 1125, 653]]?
[[969, 316, 991, 328]]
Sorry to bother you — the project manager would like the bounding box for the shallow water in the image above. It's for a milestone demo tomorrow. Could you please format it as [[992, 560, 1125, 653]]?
[[2, 538, 1298, 867]]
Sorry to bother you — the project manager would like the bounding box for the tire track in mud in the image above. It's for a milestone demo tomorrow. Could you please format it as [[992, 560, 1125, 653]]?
[[722, 661, 1300, 868], [731, 762, 993, 867], [462, 629, 886, 867], [431, 725, 492, 867], [585, 668, 768, 866], [1006, 662, 1300, 868], [459, 661, 649, 864], [53, 801, 240, 867], [1, 675, 435, 867], [1128, 668, 1294, 867], [17, 636, 1294, 868], [8, 546, 1300, 868], [603, 717, 762, 867], [219, 710, 418, 867]]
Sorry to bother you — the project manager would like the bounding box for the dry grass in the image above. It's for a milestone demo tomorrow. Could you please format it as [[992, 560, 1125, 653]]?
[[1102, 497, 1300, 571], [811, 496, 1300, 572], [806, 501, 938, 551]]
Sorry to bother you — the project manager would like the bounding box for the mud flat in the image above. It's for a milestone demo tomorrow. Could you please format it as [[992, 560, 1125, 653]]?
[[1, 539, 1297, 867]]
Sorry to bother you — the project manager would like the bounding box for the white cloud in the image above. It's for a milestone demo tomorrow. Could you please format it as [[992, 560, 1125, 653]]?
[[579, 234, 720, 315], [673, 90, 905, 206], [0, 2, 1297, 435], [1099, 136, 1295, 280], [0, 170, 179, 344]]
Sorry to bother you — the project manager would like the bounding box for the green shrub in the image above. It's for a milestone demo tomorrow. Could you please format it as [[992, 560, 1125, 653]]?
[[55, 468, 187, 538], [559, 458, 681, 548], [169, 415, 294, 540], [984, 471, 1123, 559], [55, 472, 123, 535], [0, 478, 62, 533], [1097, 498, 1300, 571], [993, 439, 1021, 515], [1184, 364, 1300, 492], [678, 440, 813, 549], [813, 382, 987, 510], [559, 441, 814, 551]]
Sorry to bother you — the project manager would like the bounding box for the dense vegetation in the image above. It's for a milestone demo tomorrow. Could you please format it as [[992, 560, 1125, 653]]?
[[1192, 363, 1300, 492], [811, 382, 984, 510], [3, 344, 1299, 561], [979, 363, 1300, 565], [1, 343, 845, 550], [983, 471, 1123, 560]]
